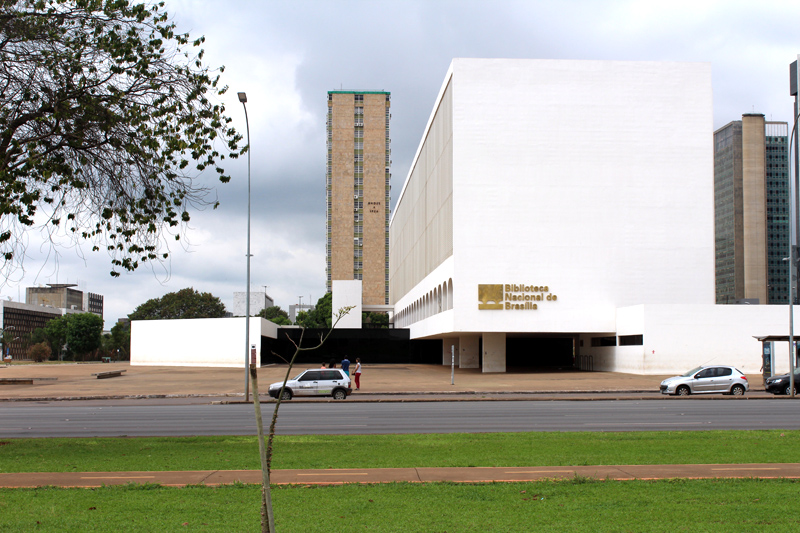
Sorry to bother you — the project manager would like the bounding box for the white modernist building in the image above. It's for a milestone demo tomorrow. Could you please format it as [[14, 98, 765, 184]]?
[[389, 58, 799, 375]]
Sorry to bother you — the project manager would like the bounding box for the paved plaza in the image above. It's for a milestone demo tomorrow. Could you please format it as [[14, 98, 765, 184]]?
[[1, 361, 766, 401]]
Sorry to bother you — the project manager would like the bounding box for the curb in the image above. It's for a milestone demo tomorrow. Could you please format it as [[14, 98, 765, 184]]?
[[1, 389, 782, 403]]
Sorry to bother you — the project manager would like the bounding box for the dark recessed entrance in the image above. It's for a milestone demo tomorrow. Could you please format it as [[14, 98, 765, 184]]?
[[506, 336, 574, 369]]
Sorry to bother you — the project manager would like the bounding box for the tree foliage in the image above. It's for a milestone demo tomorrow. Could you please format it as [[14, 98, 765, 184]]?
[[256, 305, 291, 326], [296, 292, 331, 329], [107, 320, 130, 358], [42, 311, 103, 359], [28, 326, 48, 347], [65, 311, 103, 357], [128, 287, 226, 320], [43, 313, 69, 356], [0, 0, 242, 278], [27, 341, 51, 362], [363, 311, 388, 328]]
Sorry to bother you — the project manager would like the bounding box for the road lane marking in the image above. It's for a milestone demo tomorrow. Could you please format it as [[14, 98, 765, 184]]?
[[585, 422, 704, 426], [278, 425, 368, 428], [504, 470, 575, 474], [711, 467, 780, 471], [81, 476, 156, 480], [297, 473, 368, 476]]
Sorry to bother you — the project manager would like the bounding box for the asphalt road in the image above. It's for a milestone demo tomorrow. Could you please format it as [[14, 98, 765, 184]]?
[[2, 399, 799, 438]]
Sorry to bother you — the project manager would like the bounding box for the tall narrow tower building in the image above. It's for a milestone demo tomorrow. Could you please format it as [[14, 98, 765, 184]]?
[[714, 114, 789, 304], [326, 91, 391, 304]]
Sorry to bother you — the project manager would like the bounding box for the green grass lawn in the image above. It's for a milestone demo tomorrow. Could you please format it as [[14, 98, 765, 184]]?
[[2, 432, 799, 531], [1, 478, 798, 532], [1, 430, 798, 473]]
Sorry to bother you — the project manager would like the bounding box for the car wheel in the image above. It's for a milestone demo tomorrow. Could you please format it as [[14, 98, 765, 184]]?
[[785, 385, 795, 396], [676, 385, 690, 396], [280, 389, 292, 401], [730, 384, 745, 396], [332, 389, 347, 400]]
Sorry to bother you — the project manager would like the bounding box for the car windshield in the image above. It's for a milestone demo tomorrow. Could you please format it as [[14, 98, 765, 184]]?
[[681, 366, 703, 377], [292, 371, 308, 381]]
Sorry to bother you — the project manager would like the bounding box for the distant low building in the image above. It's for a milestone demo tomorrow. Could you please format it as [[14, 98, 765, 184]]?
[[0, 284, 105, 360], [0, 300, 73, 360], [232, 291, 274, 317], [26, 283, 104, 319], [289, 303, 315, 323]]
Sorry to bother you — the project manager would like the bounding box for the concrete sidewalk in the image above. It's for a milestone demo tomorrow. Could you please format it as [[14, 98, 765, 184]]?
[[0, 362, 769, 402], [1, 463, 798, 488]]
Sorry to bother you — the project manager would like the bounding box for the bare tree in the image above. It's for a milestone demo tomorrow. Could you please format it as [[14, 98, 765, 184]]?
[[249, 305, 353, 533]]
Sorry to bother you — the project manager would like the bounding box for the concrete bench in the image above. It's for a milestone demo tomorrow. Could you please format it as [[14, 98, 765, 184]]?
[[91, 369, 127, 379], [0, 378, 34, 385]]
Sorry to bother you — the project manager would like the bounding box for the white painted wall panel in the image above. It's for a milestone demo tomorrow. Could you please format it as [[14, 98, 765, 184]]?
[[444, 59, 713, 334], [131, 317, 276, 368], [609, 304, 797, 375], [332, 280, 363, 328]]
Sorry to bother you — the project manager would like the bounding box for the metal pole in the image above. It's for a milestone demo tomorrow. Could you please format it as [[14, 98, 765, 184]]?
[[239, 92, 251, 403], [450, 344, 455, 385], [788, 98, 800, 398], [793, 60, 800, 397]]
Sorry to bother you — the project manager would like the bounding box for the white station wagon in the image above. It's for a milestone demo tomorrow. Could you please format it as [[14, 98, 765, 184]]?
[[268, 369, 352, 400]]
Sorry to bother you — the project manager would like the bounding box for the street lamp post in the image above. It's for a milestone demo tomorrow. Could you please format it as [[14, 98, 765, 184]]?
[[238, 91, 251, 402], [786, 101, 800, 398]]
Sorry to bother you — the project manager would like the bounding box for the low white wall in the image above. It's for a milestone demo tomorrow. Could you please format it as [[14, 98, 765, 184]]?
[[332, 280, 362, 329], [610, 304, 798, 375], [131, 317, 277, 368]]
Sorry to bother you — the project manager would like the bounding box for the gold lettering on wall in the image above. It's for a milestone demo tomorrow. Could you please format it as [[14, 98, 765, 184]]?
[[478, 283, 558, 310]]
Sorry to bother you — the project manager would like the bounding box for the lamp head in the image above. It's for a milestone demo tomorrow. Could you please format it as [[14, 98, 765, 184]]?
[[237, 92, 247, 103]]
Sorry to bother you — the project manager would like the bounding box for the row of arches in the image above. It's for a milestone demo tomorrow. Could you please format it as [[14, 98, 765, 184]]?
[[396, 278, 453, 327]]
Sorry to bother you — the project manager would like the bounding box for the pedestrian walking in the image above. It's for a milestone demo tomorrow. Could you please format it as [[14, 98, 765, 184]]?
[[329, 358, 337, 368], [353, 358, 362, 390], [341, 356, 351, 377], [320, 362, 327, 369]]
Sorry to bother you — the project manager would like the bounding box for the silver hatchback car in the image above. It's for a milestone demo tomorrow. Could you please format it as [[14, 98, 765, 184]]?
[[660, 365, 748, 396]]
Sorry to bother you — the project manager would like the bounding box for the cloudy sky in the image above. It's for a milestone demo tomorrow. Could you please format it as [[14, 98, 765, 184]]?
[[4, 0, 800, 328]]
